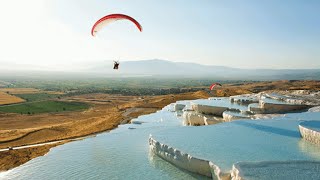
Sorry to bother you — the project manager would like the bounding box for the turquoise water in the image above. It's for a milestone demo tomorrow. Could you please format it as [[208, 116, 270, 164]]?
[[300, 120, 320, 131], [191, 98, 248, 111], [0, 104, 209, 180], [235, 161, 320, 180], [152, 112, 320, 171]]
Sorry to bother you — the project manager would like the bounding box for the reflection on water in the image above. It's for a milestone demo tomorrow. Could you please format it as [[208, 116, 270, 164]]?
[[148, 147, 210, 180], [298, 139, 320, 159]]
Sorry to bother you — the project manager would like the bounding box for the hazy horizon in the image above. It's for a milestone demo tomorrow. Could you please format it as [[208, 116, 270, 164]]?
[[0, 1, 319, 70], [1, 59, 320, 72]]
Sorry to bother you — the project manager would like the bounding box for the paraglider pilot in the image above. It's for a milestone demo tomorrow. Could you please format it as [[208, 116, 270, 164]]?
[[113, 61, 120, 70]]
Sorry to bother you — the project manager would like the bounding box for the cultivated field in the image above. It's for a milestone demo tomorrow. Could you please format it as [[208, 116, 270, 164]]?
[[0, 101, 90, 114], [0, 88, 81, 114], [0, 88, 64, 95], [14, 93, 62, 102], [0, 88, 41, 94], [0, 92, 25, 105]]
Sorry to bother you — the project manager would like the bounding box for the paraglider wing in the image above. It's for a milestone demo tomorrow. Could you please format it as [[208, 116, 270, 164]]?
[[91, 14, 142, 36], [209, 83, 222, 90]]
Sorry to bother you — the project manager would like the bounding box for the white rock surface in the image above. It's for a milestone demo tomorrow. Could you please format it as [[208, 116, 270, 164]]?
[[182, 111, 223, 126], [182, 111, 206, 126], [204, 116, 223, 125], [191, 104, 228, 116], [252, 113, 284, 119], [222, 111, 250, 122], [260, 102, 310, 113], [308, 106, 320, 112], [149, 136, 214, 178], [299, 121, 320, 145], [230, 94, 259, 105], [277, 90, 320, 106]]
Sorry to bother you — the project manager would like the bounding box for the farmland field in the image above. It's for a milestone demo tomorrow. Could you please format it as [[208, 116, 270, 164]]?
[[0, 101, 90, 114], [15, 93, 62, 102], [0, 88, 41, 94], [0, 88, 64, 95], [0, 92, 25, 105]]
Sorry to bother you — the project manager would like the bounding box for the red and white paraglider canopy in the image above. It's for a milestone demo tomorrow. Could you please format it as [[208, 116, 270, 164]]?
[[91, 14, 142, 36], [209, 83, 222, 90]]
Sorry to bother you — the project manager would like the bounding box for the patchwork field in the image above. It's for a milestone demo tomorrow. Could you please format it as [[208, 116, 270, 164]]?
[[0, 101, 90, 114], [0, 88, 64, 95], [0, 92, 25, 105], [15, 93, 62, 102], [0, 88, 41, 94]]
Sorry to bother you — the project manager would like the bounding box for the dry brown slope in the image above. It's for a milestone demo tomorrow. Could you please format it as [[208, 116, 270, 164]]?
[[0, 143, 61, 172]]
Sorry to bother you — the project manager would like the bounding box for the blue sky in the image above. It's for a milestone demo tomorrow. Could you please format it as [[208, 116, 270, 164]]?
[[0, 0, 319, 69]]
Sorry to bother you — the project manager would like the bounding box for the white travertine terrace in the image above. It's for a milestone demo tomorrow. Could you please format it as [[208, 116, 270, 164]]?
[[191, 104, 228, 116], [182, 111, 223, 126], [309, 106, 320, 112], [204, 116, 224, 125], [230, 94, 259, 105], [299, 121, 320, 145], [182, 111, 207, 126], [154, 92, 320, 179], [267, 90, 320, 106], [257, 101, 311, 114], [148, 136, 217, 178], [180, 92, 314, 126], [222, 111, 250, 122]]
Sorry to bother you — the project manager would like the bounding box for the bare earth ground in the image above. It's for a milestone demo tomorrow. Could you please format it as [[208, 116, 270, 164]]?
[[0, 80, 319, 171], [0, 143, 63, 171]]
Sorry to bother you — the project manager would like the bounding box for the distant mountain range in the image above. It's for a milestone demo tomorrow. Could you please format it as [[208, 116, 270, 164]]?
[[87, 59, 320, 80], [0, 59, 319, 80]]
